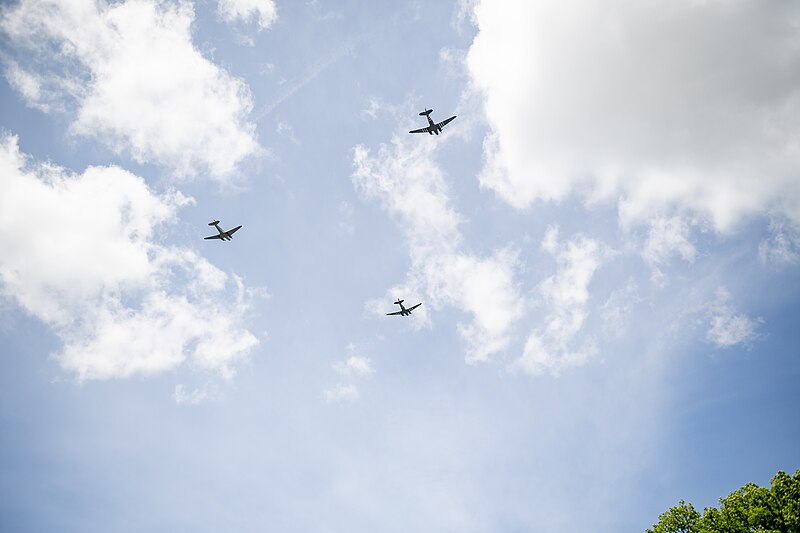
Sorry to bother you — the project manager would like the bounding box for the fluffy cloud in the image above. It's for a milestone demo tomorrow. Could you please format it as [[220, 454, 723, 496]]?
[[515, 227, 604, 375], [352, 134, 524, 362], [1, 0, 261, 182], [217, 0, 277, 30], [0, 133, 258, 381], [466, 0, 800, 231]]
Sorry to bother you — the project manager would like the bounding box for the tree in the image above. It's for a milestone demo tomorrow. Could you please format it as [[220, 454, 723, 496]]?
[[647, 470, 800, 533]]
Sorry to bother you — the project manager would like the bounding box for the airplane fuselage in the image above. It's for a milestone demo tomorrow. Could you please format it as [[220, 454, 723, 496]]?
[[213, 223, 232, 241], [427, 115, 440, 135]]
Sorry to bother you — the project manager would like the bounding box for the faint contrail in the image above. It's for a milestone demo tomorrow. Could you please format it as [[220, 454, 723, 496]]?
[[254, 40, 356, 120], [253, 5, 407, 120]]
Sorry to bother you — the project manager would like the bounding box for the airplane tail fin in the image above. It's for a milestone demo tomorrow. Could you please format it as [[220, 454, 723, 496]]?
[[394, 299, 404, 305], [419, 109, 433, 116], [208, 220, 220, 226]]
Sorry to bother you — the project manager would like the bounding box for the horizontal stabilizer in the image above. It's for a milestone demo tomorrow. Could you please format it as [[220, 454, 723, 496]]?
[[208, 220, 220, 226], [394, 299, 404, 305], [419, 109, 433, 116]]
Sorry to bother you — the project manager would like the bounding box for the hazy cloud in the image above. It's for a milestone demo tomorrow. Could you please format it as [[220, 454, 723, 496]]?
[[759, 220, 800, 267], [173, 383, 222, 405], [600, 280, 639, 338], [323, 383, 359, 403]]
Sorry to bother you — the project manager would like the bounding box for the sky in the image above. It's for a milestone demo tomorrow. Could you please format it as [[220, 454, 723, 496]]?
[[0, 0, 798, 531]]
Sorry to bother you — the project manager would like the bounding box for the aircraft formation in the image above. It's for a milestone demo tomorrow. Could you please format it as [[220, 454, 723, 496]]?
[[206, 107, 456, 316]]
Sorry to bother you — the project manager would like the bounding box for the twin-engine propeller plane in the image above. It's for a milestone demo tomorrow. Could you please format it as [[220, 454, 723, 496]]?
[[204, 220, 243, 241], [409, 109, 457, 135], [386, 299, 422, 317]]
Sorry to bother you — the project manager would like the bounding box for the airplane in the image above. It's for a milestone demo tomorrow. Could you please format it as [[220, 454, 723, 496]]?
[[386, 299, 422, 316], [204, 220, 243, 241], [409, 109, 457, 135]]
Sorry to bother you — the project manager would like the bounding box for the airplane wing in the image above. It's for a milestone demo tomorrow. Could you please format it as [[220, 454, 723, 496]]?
[[204, 234, 223, 240], [436, 116, 456, 129], [228, 225, 243, 235], [407, 303, 422, 312], [408, 126, 431, 134], [386, 311, 404, 316]]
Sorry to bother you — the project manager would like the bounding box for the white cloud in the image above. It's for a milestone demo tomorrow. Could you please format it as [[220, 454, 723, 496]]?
[[352, 134, 524, 362], [600, 280, 639, 338], [3, 60, 49, 112], [276, 121, 300, 144], [515, 228, 604, 375], [1, 0, 260, 183], [642, 215, 696, 285], [706, 288, 760, 349], [642, 216, 696, 266], [323, 383, 359, 403], [0, 133, 259, 381], [173, 383, 222, 405], [758, 220, 800, 267], [466, 0, 800, 231], [217, 0, 277, 30], [360, 97, 385, 120], [332, 355, 374, 378], [324, 345, 374, 402]]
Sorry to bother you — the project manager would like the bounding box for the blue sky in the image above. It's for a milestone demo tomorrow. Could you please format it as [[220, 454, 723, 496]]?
[[1, 1, 798, 531]]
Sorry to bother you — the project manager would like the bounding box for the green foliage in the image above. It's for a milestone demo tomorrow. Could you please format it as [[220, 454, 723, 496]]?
[[647, 500, 701, 533], [647, 470, 800, 533]]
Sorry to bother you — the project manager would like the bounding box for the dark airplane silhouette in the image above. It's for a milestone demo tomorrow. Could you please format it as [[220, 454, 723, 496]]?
[[204, 220, 242, 241], [386, 299, 422, 316], [409, 109, 456, 135]]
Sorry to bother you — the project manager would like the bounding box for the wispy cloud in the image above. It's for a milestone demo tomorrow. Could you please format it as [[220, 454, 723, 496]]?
[[352, 131, 524, 362], [323, 383, 358, 403], [759, 220, 800, 267], [642, 215, 697, 286], [515, 226, 605, 375], [173, 383, 222, 405], [706, 288, 761, 349], [325, 344, 374, 403], [217, 0, 278, 31]]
